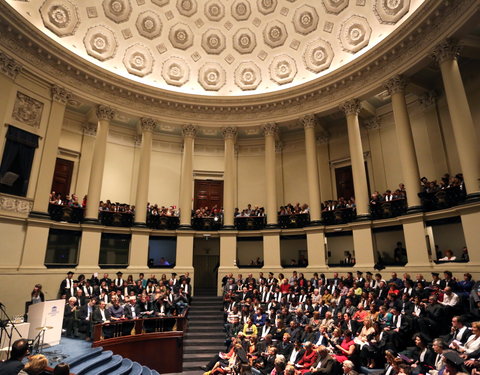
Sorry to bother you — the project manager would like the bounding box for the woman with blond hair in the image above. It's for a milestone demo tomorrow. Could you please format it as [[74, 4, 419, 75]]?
[[18, 354, 48, 375]]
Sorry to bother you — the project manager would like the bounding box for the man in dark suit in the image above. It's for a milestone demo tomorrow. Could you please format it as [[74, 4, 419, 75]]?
[[92, 300, 112, 338], [79, 297, 97, 341], [0, 339, 29, 375], [443, 315, 471, 345], [59, 271, 75, 298], [277, 333, 293, 357], [237, 286, 253, 303], [385, 307, 409, 351]]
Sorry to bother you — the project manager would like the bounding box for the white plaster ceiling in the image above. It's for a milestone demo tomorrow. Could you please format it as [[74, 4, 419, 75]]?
[[5, 0, 426, 96]]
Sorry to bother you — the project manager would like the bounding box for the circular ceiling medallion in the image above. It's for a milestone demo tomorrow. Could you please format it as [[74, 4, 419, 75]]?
[[198, 62, 226, 91], [162, 56, 190, 86], [270, 54, 297, 84], [177, 0, 197, 17], [235, 61, 262, 90], [257, 0, 277, 15], [102, 0, 132, 24], [169, 23, 194, 50], [202, 28, 227, 55], [263, 20, 288, 48], [340, 15, 372, 53], [136, 11, 162, 40], [123, 43, 154, 77], [83, 25, 117, 61], [322, 0, 349, 15], [39, 0, 79, 37], [233, 28, 257, 54], [231, 0, 252, 21], [205, 0, 225, 21], [374, 0, 411, 24], [303, 38, 334, 73], [293, 5, 319, 36]]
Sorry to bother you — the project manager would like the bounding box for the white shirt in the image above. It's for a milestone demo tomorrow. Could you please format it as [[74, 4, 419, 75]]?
[[441, 293, 459, 307], [100, 309, 107, 322], [289, 348, 300, 364]]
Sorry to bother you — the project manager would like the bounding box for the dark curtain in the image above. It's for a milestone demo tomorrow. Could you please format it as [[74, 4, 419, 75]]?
[[0, 125, 39, 196]]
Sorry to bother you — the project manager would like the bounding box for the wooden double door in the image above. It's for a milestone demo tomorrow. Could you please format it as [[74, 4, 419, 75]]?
[[194, 179, 223, 210]]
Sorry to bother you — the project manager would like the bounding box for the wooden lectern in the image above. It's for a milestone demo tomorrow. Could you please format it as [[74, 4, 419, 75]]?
[[27, 300, 65, 347]]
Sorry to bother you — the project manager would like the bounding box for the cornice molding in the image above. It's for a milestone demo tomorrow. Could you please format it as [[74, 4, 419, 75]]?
[[0, 0, 476, 125]]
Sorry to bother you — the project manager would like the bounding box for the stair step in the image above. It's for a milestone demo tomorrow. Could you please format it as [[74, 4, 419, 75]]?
[[183, 361, 212, 370], [183, 353, 216, 361], [189, 319, 224, 325], [70, 351, 113, 375], [186, 331, 225, 337], [184, 346, 225, 353], [183, 371, 204, 375], [184, 338, 225, 345]]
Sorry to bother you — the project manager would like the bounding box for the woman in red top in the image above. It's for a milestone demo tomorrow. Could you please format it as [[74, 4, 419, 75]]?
[[295, 342, 318, 374], [332, 330, 356, 363], [280, 278, 291, 294]]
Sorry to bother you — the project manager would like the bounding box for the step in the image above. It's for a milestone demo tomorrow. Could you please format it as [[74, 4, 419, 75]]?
[[188, 327, 225, 334], [189, 319, 225, 326], [83, 355, 123, 375], [184, 338, 225, 345], [183, 371, 204, 375], [109, 358, 133, 375], [141, 366, 152, 375], [130, 362, 143, 375], [186, 331, 225, 338], [188, 311, 224, 316], [70, 351, 113, 375], [184, 348, 225, 355], [66, 346, 103, 367], [183, 361, 212, 371], [184, 354, 216, 362]]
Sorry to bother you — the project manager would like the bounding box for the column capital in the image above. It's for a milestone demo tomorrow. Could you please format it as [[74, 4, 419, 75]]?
[[96, 105, 115, 121], [0, 51, 22, 80], [384, 75, 407, 95], [340, 99, 361, 116], [262, 122, 278, 137], [82, 122, 97, 136], [316, 134, 329, 145], [182, 124, 197, 138], [140, 117, 157, 132], [301, 114, 316, 129], [51, 85, 72, 105], [432, 39, 460, 65], [418, 90, 437, 109], [222, 126, 237, 140], [364, 116, 381, 130]]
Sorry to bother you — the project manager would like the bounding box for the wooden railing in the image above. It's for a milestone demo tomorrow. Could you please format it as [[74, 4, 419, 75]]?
[[92, 312, 188, 373], [278, 213, 310, 228], [321, 207, 356, 225], [234, 216, 267, 230], [370, 198, 407, 219]]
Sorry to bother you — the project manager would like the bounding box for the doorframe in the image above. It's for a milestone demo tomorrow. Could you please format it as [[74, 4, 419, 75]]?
[[55, 148, 80, 194]]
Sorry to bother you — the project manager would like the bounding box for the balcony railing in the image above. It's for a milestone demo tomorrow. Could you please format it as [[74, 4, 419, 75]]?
[[99, 210, 134, 227], [234, 216, 266, 230], [370, 198, 407, 220], [278, 213, 310, 229], [419, 187, 466, 211], [191, 216, 223, 231], [48, 203, 84, 223], [321, 207, 356, 225], [146, 214, 180, 230]]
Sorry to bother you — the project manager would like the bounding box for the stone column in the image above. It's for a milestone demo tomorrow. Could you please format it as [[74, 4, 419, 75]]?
[[305, 229, 327, 270], [384, 75, 422, 210], [75, 123, 97, 199], [433, 40, 480, 199], [401, 215, 431, 267], [302, 115, 321, 224], [262, 123, 278, 227], [418, 91, 449, 179], [0, 52, 22, 156], [352, 224, 376, 269], [30, 86, 71, 217], [364, 117, 387, 193], [134, 118, 156, 226], [179, 124, 196, 228], [317, 135, 333, 201], [84, 105, 115, 222], [222, 127, 237, 229], [340, 99, 369, 217]]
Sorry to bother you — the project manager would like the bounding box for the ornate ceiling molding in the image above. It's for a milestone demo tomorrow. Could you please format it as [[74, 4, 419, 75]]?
[[0, 0, 476, 126]]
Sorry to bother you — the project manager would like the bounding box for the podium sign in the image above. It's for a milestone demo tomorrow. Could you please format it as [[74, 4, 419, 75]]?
[[27, 300, 65, 346]]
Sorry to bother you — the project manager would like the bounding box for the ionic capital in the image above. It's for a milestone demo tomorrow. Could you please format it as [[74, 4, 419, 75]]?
[[262, 122, 278, 137], [301, 114, 316, 130], [222, 126, 237, 140], [140, 117, 157, 132], [432, 39, 461, 65], [182, 124, 197, 138], [340, 99, 361, 116], [384, 75, 407, 96]]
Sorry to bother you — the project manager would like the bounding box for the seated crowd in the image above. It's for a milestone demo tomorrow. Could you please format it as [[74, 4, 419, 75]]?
[[235, 204, 266, 217], [419, 173, 466, 209], [202, 270, 480, 375], [279, 204, 310, 216], [147, 203, 179, 216], [322, 197, 356, 212], [52, 270, 191, 341], [193, 205, 224, 218]]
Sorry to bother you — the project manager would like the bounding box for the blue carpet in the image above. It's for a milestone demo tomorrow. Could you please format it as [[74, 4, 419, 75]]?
[[40, 337, 93, 367]]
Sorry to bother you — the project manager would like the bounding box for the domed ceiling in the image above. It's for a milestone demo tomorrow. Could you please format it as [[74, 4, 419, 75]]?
[[5, 0, 425, 96]]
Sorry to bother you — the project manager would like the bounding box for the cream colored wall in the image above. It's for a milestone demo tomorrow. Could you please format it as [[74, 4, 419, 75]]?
[[101, 142, 136, 204], [430, 222, 466, 258], [280, 238, 307, 265], [282, 144, 308, 205], [237, 239, 263, 265], [326, 234, 354, 264], [0, 219, 26, 267], [148, 146, 182, 207], [237, 150, 266, 209]]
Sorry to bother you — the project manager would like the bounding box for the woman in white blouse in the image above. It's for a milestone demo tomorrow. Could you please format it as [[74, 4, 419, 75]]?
[[453, 321, 480, 358]]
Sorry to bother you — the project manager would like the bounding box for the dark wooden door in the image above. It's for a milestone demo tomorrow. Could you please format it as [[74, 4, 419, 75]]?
[[194, 180, 223, 210], [335, 163, 370, 200], [193, 254, 219, 291], [51, 158, 74, 198]]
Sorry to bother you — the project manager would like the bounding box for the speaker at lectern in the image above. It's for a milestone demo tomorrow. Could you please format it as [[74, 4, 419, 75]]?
[[27, 300, 65, 346]]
